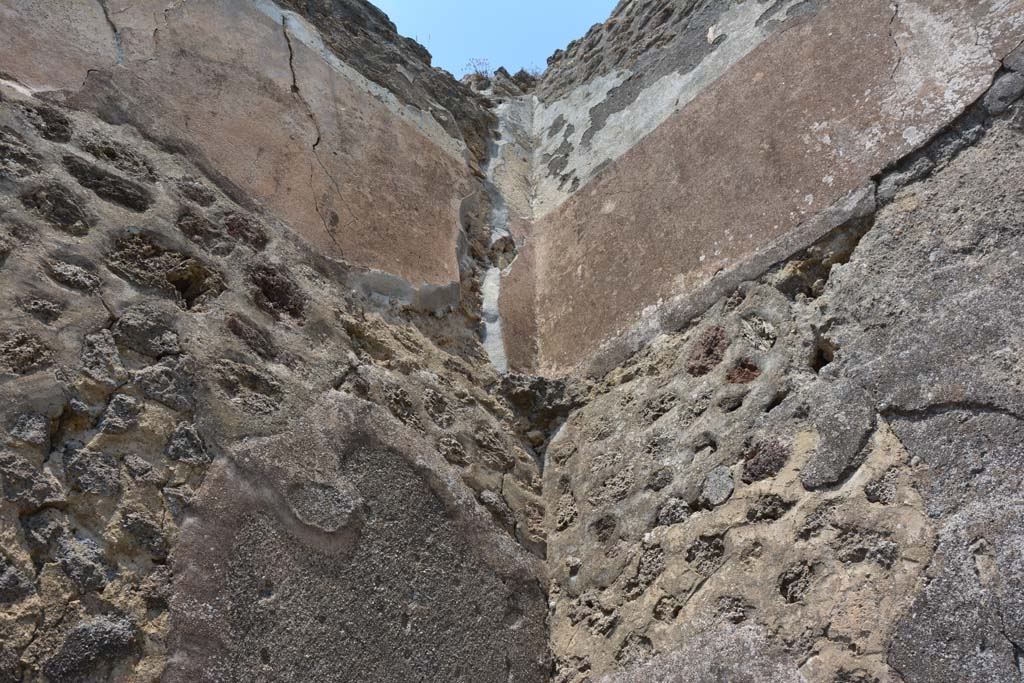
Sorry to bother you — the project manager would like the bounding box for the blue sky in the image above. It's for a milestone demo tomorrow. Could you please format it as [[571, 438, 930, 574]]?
[[373, 0, 619, 77]]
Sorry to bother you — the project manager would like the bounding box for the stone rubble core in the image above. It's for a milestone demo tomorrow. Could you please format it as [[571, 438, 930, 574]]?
[[0, 1, 1023, 682]]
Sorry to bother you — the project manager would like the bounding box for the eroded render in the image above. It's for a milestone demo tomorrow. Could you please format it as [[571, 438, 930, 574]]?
[[0, 1, 1022, 682]]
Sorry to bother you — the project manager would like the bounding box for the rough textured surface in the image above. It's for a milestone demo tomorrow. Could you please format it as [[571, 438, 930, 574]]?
[[543, 101, 1024, 682], [0, 87, 547, 680], [168, 393, 548, 682], [2, 0, 1024, 681]]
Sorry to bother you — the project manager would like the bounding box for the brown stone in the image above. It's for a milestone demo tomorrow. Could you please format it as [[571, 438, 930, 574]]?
[[0, 1, 117, 92], [1, 0, 475, 298], [519, 0, 1024, 373]]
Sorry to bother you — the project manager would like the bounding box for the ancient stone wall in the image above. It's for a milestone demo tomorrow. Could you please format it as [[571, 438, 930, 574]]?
[[2, 1, 1024, 681], [502, 0, 1024, 375], [2, 0, 483, 308], [532, 0, 821, 216], [544, 99, 1024, 680], [0, 6, 552, 671]]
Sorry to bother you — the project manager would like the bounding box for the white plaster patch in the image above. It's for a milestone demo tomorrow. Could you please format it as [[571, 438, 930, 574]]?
[[0, 77, 35, 96], [902, 126, 926, 147], [481, 266, 508, 373], [879, 0, 1024, 149], [530, 0, 812, 219], [531, 70, 627, 215], [478, 86, 537, 373]]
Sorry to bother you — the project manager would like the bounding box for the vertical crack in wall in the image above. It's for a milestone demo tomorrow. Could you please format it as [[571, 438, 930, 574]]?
[[96, 0, 125, 65], [996, 607, 1024, 679], [280, 14, 357, 257], [477, 86, 539, 374], [480, 102, 513, 374], [888, 2, 903, 79], [4, 1, 1024, 680], [459, 71, 543, 373]]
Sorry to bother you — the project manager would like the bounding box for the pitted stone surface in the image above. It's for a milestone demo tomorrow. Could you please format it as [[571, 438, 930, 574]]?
[[0, 85, 547, 680], [542, 104, 1024, 682], [168, 393, 548, 682], [1, 0, 1024, 681]]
